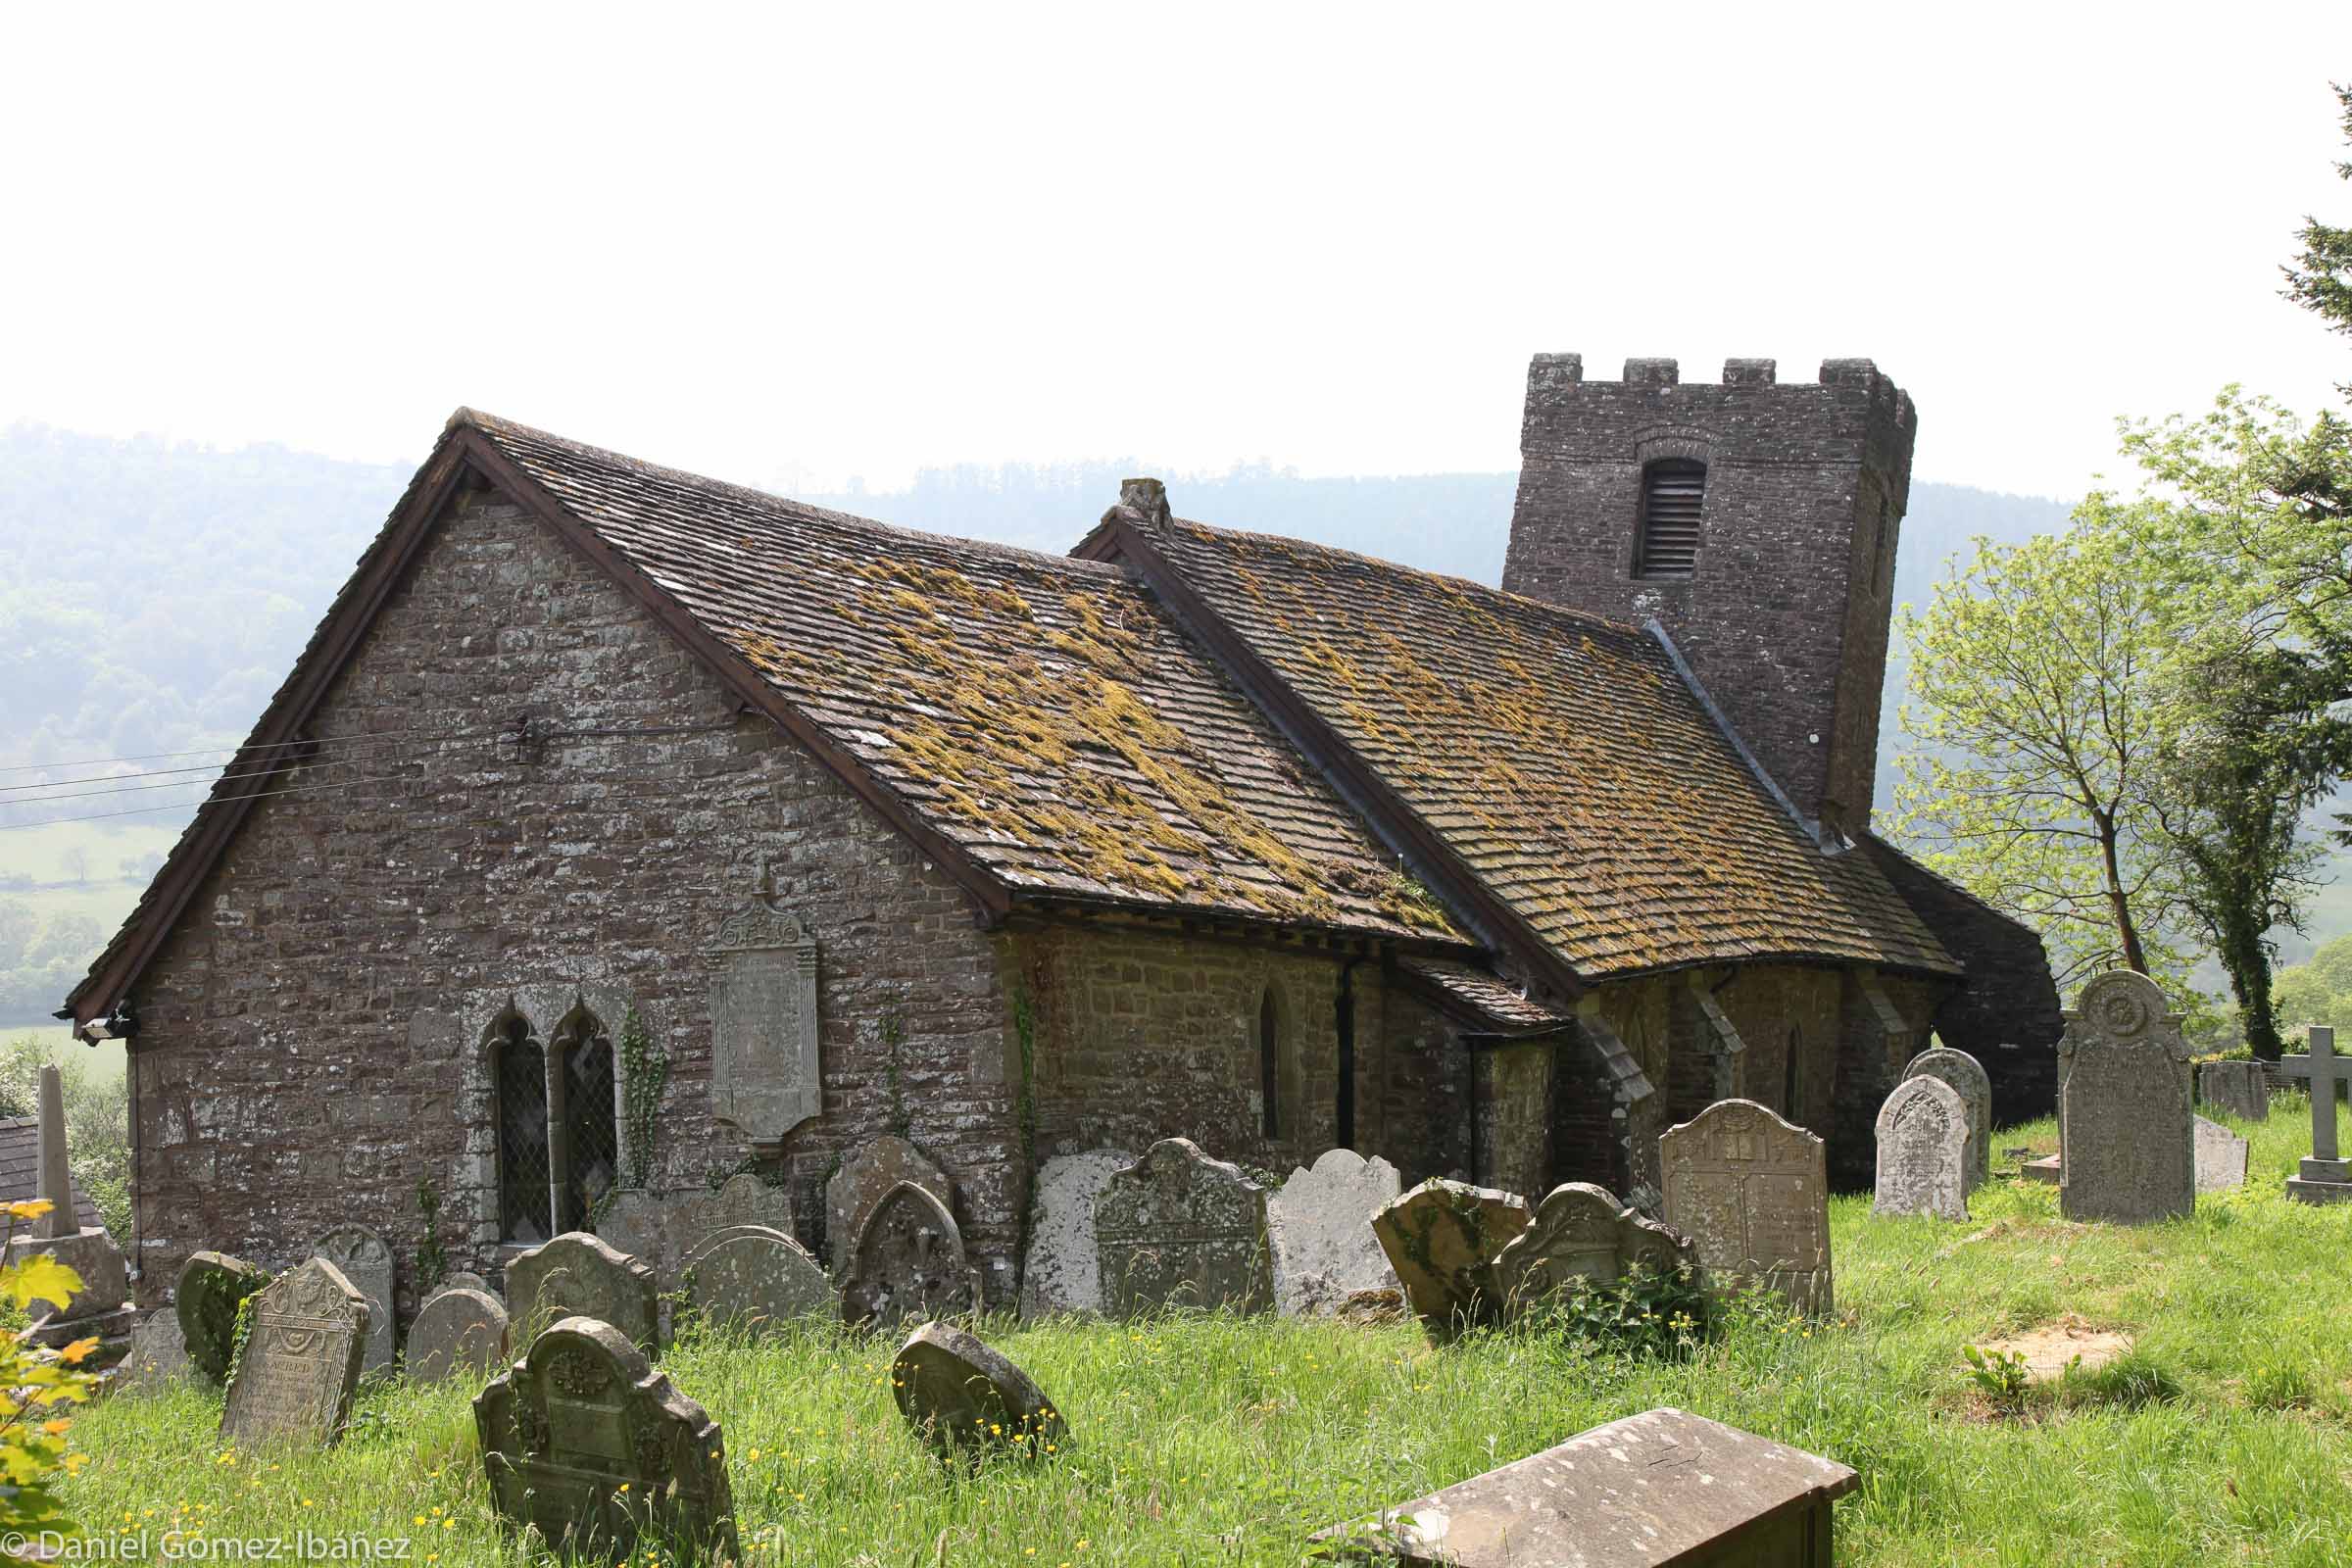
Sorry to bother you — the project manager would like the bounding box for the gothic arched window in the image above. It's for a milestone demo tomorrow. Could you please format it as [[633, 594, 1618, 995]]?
[[551, 1005, 621, 1233], [491, 1011, 552, 1245], [1635, 459, 1706, 579]]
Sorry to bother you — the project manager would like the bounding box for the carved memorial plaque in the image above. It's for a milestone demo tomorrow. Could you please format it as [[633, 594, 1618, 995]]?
[[709, 899, 821, 1146], [1660, 1099, 1833, 1315], [842, 1182, 974, 1327], [220, 1258, 370, 1449], [313, 1225, 396, 1378]]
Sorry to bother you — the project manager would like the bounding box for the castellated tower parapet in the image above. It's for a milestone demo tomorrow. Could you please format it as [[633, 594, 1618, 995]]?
[[1501, 355, 1917, 842]]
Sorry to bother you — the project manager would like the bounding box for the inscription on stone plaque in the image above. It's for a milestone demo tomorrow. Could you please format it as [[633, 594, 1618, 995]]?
[[220, 1258, 370, 1449], [1660, 1099, 1833, 1315], [709, 899, 822, 1146]]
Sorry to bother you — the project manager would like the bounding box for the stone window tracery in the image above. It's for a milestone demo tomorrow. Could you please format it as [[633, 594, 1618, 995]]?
[[489, 1003, 622, 1245]]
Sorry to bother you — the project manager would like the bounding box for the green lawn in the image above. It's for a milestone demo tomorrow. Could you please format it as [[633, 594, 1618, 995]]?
[[61, 1100, 2352, 1566]]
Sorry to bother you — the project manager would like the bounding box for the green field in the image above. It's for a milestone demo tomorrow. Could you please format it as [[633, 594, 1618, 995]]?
[[60, 1102, 2352, 1566]]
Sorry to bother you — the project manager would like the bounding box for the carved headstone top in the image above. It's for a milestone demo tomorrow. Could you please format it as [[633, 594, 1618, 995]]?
[[1873, 1076, 1970, 1221], [1659, 1099, 1833, 1315], [475, 1316, 737, 1561], [408, 1288, 511, 1384], [842, 1182, 974, 1327], [1370, 1178, 1530, 1340], [1267, 1150, 1404, 1317], [1019, 1150, 1134, 1320], [892, 1322, 1068, 1463], [220, 1257, 370, 1450], [1095, 1139, 1272, 1317], [681, 1225, 832, 1335], [505, 1232, 661, 1349], [825, 1137, 954, 1272], [176, 1251, 270, 1384], [1494, 1182, 1690, 1312], [709, 898, 822, 1146], [1902, 1045, 1992, 1191], [2059, 971, 2194, 1224], [313, 1225, 396, 1378]]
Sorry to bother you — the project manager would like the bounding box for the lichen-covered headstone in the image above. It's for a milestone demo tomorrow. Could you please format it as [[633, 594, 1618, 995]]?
[[313, 1225, 396, 1377], [506, 1232, 660, 1348], [220, 1257, 370, 1449], [1902, 1045, 1993, 1190], [842, 1182, 974, 1327], [407, 1287, 511, 1383], [2199, 1059, 2270, 1122], [1493, 1182, 1689, 1313], [1095, 1139, 1272, 1317], [1873, 1076, 1970, 1221], [892, 1321, 1068, 1462], [1019, 1150, 1133, 1319], [476, 1316, 737, 1561], [825, 1136, 954, 1272], [1267, 1149, 1404, 1316], [2194, 1115, 2250, 1195], [1660, 1099, 1833, 1315], [113, 1310, 194, 1396], [599, 1174, 799, 1286], [2059, 971, 2194, 1224], [176, 1250, 270, 1384], [1370, 1178, 1531, 1338], [681, 1225, 831, 1334]]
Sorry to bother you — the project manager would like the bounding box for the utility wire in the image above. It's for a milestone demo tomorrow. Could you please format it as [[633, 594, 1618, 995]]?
[[0, 727, 515, 802], [0, 724, 464, 776], [0, 726, 504, 794]]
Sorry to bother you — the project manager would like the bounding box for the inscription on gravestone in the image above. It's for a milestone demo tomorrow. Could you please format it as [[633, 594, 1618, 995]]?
[[1901, 1045, 1992, 1192], [2059, 971, 2194, 1225], [1873, 1076, 1970, 1221], [220, 1258, 370, 1449], [709, 898, 821, 1147], [1660, 1100, 1833, 1315], [1095, 1139, 1272, 1317]]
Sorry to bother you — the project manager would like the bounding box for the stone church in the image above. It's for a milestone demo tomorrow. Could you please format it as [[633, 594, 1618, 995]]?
[[64, 353, 2059, 1314]]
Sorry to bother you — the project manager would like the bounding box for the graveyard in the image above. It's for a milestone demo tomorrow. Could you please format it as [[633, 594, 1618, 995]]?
[[47, 1086, 2352, 1566]]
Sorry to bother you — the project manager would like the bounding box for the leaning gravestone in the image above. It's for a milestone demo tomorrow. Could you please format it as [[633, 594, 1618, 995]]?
[[422, 1270, 497, 1308], [506, 1232, 661, 1349], [1095, 1139, 1272, 1317], [1660, 1099, 1834, 1315], [842, 1182, 974, 1327], [313, 1225, 396, 1378], [1267, 1149, 1404, 1316], [2059, 971, 2195, 1224], [1019, 1150, 1134, 1319], [2200, 1059, 2271, 1122], [892, 1321, 1068, 1462], [682, 1225, 831, 1334], [1902, 1045, 1993, 1191], [407, 1288, 511, 1383], [176, 1250, 270, 1385], [1370, 1178, 1531, 1339], [220, 1257, 370, 1449], [2194, 1116, 2251, 1195], [476, 1316, 737, 1560], [1873, 1076, 1970, 1221], [1492, 1182, 1688, 1313], [826, 1136, 954, 1272], [112, 1310, 194, 1396]]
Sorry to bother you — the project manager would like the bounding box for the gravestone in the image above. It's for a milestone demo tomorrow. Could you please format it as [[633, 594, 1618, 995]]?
[[423, 1270, 497, 1307], [112, 1310, 194, 1396], [2282, 1025, 2352, 1204], [313, 1225, 396, 1378], [825, 1137, 954, 1272], [1267, 1150, 1404, 1316], [506, 1232, 661, 1348], [842, 1182, 975, 1327], [476, 1316, 737, 1560], [891, 1321, 1068, 1462], [407, 1287, 512, 1383], [1094, 1139, 1272, 1317], [600, 1173, 799, 1285], [2200, 1059, 2271, 1122], [1018, 1150, 1133, 1319], [1659, 1099, 1833, 1314], [1902, 1045, 1993, 1190], [4, 1065, 132, 1352], [176, 1250, 270, 1384], [1492, 1182, 1690, 1313], [220, 1257, 370, 1449], [2193, 1116, 2250, 1195], [709, 897, 822, 1146], [1370, 1178, 1531, 1338], [681, 1225, 831, 1334], [2058, 971, 2195, 1224], [1873, 1076, 1970, 1221], [1316, 1407, 1858, 1567]]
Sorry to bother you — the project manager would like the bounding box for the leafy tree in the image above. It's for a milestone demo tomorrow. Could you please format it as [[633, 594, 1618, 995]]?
[[0, 1039, 128, 1244], [2275, 931, 2352, 1036], [2284, 82, 2352, 353]]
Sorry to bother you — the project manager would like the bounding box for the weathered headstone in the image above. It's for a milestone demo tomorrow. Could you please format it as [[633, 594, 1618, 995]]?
[[1018, 1150, 1133, 1319], [1316, 1407, 1858, 1567], [1492, 1182, 1689, 1313], [681, 1225, 831, 1334], [2059, 971, 2195, 1224], [1902, 1045, 1993, 1190], [5, 1065, 132, 1351], [476, 1316, 737, 1561], [506, 1232, 661, 1348], [2199, 1059, 2271, 1122], [112, 1310, 194, 1396], [1095, 1139, 1272, 1317], [1660, 1099, 1833, 1314], [599, 1173, 799, 1285], [176, 1250, 270, 1384], [2283, 1025, 2352, 1204], [423, 1270, 498, 1308], [1873, 1076, 1970, 1221], [891, 1321, 1068, 1462], [2193, 1116, 2250, 1195], [220, 1257, 370, 1449], [1267, 1149, 1404, 1316], [842, 1182, 974, 1327], [709, 897, 822, 1146], [1370, 1178, 1531, 1338], [407, 1287, 512, 1383], [825, 1136, 954, 1272], [313, 1225, 396, 1378]]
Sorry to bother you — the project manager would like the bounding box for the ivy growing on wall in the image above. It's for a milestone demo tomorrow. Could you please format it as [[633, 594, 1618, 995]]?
[[620, 1004, 670, 1191]]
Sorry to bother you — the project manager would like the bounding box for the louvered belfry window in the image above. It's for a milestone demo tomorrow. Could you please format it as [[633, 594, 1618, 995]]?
[[1635, 459, 1706, 578]]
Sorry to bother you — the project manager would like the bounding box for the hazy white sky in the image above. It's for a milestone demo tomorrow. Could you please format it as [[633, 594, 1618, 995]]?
[[4, 3, 2348, 501]]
